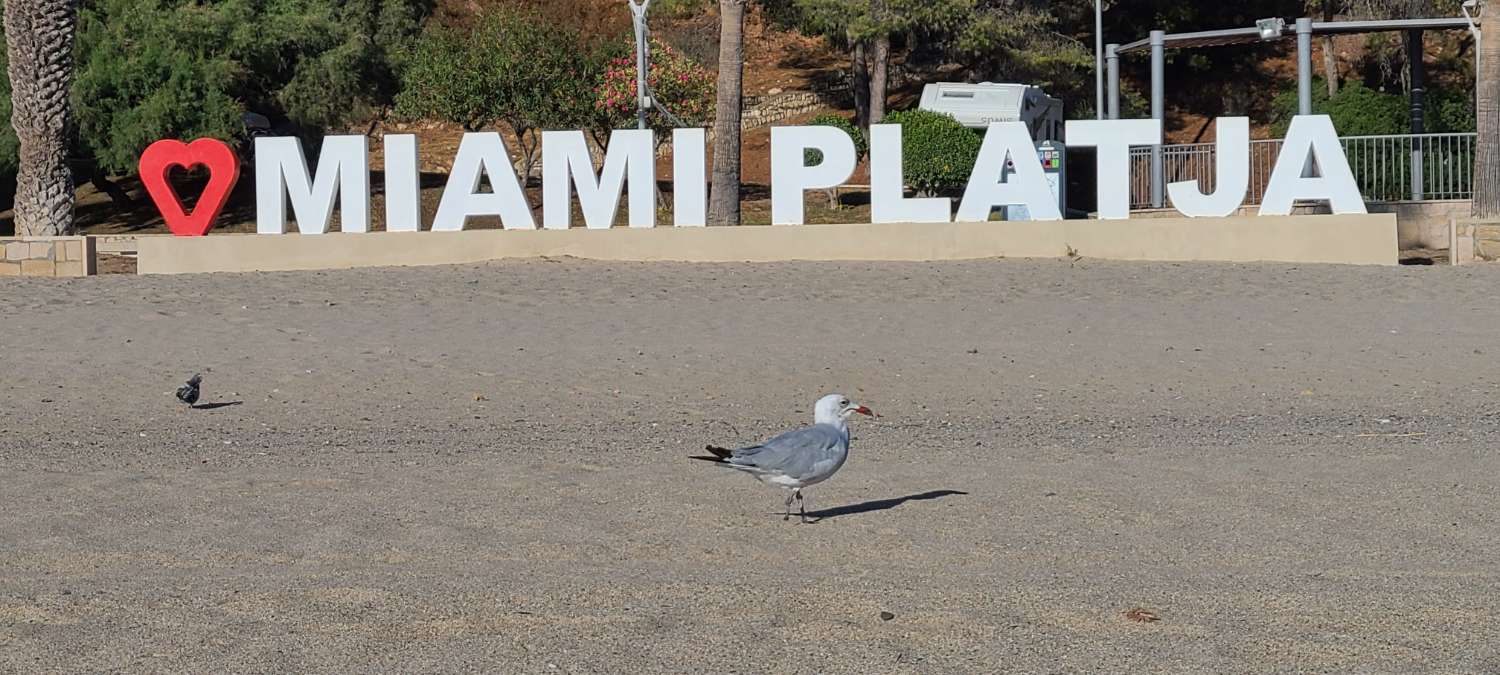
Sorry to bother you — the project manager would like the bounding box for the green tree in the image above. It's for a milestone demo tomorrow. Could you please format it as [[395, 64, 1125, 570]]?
[[397, 9, 596, 181], [795, 0, 962, 127], [795, 0, 1092, 125], [72, 0, 427, 178]]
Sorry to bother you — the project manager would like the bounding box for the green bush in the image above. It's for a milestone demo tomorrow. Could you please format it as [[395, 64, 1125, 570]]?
[[1271, 79, 1408, 137], [1270, 78, 1477, 132], [1427, 88, 1476, 133], [804, 114, 867, 166], [882, 108, 980, 196]]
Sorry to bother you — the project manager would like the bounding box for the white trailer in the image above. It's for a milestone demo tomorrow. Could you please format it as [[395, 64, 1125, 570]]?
[[917, 82, 1064, 142]]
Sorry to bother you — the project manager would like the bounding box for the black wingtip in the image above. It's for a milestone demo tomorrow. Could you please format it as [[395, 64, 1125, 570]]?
[[705, 445, 733, 459], [689, 455, 728, 463]]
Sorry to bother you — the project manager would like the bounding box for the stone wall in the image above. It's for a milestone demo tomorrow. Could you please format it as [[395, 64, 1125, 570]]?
[[741, 91, 842, 129], [1457, 220, 1500, 263], [0, 236, 97, 277], [740, 64, 913, 130]]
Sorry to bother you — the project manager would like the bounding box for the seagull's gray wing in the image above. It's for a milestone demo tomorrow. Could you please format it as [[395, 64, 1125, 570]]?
[[727, 424, 847, 479]]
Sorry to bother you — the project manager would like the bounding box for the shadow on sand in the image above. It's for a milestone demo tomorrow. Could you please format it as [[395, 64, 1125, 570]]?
[[801, 489, 969, 522]]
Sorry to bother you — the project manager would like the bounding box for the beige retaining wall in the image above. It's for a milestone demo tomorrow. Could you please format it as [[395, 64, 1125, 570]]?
[[1131, 200, 1469, 251], [0, 236, 96, 277], [136, 215, 1397, 275]]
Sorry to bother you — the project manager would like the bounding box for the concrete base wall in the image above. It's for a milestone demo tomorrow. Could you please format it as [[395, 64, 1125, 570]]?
[[1368, 200, 1472, 250], [1131, 200, 1469, 251], [137, 215, 1399, 275]]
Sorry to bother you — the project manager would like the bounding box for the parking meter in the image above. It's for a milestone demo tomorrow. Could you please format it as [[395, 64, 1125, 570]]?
[[1003, 140, 1067, 220]]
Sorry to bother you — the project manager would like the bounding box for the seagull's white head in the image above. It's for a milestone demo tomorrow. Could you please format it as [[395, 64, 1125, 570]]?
[[814, 393, 874, 426]]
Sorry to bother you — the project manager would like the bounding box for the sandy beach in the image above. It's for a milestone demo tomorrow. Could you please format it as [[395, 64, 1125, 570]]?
[[1, 258, 1498, 672]]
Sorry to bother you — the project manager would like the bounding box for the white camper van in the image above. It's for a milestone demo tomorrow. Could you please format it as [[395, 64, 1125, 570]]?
[[917, 82, 1064, 142]]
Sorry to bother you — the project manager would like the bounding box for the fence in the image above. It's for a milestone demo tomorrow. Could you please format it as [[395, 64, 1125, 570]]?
[[1128, 132, 1477, 209]]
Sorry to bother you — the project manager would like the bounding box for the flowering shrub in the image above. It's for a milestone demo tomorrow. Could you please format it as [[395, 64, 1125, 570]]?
[[595, 38, 714, 134]]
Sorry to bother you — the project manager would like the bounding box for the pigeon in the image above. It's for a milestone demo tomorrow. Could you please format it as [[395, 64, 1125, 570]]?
[[693, 393, 874, 523], [176, 373, 202, 408]]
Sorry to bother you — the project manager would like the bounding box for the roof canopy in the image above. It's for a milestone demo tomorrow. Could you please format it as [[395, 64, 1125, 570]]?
[[1117, 17, 1476, 55]]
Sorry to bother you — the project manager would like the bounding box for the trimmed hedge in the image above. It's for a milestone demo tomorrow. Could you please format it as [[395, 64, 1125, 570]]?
[[881, 109, 980, 195], [804, 113, 868, 166]]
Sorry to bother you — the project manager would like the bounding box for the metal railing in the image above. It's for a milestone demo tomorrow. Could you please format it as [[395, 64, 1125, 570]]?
[[1128, 132, 1477, 209]]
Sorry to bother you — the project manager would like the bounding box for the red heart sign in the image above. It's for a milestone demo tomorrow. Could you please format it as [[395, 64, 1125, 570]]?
[[138, 138, 241, 237]]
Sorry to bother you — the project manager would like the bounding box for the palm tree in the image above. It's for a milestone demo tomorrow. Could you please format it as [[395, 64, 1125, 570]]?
[[708, 0, 747, 226], [4, 0, 79, 236], [1474, 1, 1500, 217]]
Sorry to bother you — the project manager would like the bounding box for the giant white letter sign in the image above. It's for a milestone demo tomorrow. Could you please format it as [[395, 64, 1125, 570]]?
[[383, 134, 421, 232], [1259, 115, 1366, 216], [432, 132, 536, 231], [543, 129, 655, 229], [770, 126, 857, 225], [1167, 117, 1251, 218], [869, 124, 950, 224], [672, 128, 707, 227], [955, 122, 1062, 222], [256, 135, 370, 234], [1066, 119, 1162, 220]]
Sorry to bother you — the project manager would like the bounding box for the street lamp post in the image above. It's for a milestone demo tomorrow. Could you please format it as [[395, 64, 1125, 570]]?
[[628, 0, 654, 131]]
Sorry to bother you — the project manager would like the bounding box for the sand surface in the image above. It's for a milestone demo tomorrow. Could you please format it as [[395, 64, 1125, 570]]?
[[1, 258, 1498, 672]]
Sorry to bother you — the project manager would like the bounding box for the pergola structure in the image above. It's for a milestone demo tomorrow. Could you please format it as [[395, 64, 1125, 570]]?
[[1105, 16, 1481, 207]]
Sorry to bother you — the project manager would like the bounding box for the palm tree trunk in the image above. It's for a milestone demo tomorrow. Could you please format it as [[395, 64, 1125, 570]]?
[[4, 0, 79, 236], [870, 34, 889, 124], [1474, 7, 1500, 218], [707, 0, 746, 226]]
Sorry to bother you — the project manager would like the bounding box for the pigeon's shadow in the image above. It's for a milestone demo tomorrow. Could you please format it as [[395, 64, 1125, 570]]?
[[191, 401, 243, 411], [802, 489, 968, 521]]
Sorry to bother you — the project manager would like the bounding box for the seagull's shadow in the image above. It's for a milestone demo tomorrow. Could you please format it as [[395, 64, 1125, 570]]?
[[191, 401, 243, 411], [800, 489, 969, 522]]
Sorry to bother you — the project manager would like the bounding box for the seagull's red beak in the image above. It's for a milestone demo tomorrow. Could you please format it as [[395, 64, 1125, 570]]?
[[855, 405, 875, 417]]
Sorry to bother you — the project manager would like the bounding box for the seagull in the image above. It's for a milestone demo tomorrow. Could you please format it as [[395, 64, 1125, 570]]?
[[176, 373, 202, 408], [693, 393, 874, 523]]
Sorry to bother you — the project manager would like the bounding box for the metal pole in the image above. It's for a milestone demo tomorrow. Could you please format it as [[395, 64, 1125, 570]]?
[[1296, 18, 1313, 116], [629, 0, 652, 131], [1106, 43, 1120, 120], [1409, 29, 1425, 200], [1150, 30, 1165, 209], [1095, 0, 1105, 120]]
